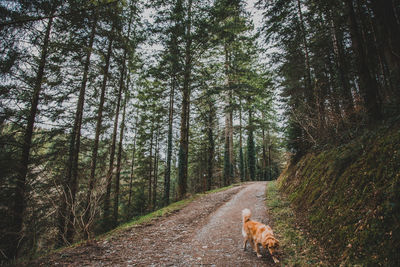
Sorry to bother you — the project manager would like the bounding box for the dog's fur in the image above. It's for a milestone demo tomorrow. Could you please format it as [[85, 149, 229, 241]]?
[[242, 208, 279, 263]]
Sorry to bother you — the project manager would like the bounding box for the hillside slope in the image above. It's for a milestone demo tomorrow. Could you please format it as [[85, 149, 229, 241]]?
[[278, 122, 400, 265]]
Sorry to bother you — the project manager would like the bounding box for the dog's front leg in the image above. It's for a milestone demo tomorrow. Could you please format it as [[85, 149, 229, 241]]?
[[248, 239, 262, 258], [252, 240, 262, 258], [254, 242, 262, 258], [243, 238, 248, 251]]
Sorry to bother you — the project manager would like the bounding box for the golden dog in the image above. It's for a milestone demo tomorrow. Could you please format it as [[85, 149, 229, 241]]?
[[242, 208, 279, 263]]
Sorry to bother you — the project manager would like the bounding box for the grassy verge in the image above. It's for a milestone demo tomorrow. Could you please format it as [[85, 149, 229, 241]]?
[[265, 181, 329, 266]]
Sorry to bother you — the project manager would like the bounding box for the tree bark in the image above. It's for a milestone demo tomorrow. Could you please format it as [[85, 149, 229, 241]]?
[[113, 82, 128, 226], [12, 16, 53, 258]]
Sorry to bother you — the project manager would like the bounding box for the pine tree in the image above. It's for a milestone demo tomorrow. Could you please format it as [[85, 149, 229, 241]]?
[[177, 0, 193, 199]]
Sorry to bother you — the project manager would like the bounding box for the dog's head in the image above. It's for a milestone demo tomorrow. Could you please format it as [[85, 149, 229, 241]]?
[[263, 237, 279, 256]]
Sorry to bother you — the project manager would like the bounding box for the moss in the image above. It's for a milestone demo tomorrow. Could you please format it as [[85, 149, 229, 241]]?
[[278, 123, 400, 265]]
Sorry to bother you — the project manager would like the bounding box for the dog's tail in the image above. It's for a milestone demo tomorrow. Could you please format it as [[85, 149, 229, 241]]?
[[242, 208, 251, 223]]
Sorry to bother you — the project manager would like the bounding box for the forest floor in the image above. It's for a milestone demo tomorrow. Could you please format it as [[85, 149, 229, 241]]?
[[29, 182, 282, 266]]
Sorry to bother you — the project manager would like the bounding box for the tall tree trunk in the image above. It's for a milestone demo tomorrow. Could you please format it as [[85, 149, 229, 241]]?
[[57, 11, 96, 246], [152, 128, 159, 210], [113, 82, 128, 227], [229, 91, 234, 179], [228, 71, 234, 180], [164, 76, 175, 206], [345, 0, 381, 119], [84, 15, 107, 240], [164, 0, 182, 206], [177, 0, 192, 200], [12, 16, 53, 258], [244, 148, 249, 181], [113, 13, 133, 218], [112, 5, 134, 220], [127, 129, 137, 210], [103, 43, 128, 229], [206, 101, 214, 191], [148, 125, 154, 210], [239, 100, 244, 182], [223, 128, 230, 186], [247, 108, 255, 181], [262, 128, 267, 181], [223, 43, 232, 186], [268, 130, 272, 180]]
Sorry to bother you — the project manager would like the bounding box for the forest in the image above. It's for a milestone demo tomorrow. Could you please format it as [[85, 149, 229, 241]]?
[[1, 0, 399, 264]]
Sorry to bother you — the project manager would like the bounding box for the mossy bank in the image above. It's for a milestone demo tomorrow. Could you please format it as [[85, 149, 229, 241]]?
[[278, 122, 400, 266]]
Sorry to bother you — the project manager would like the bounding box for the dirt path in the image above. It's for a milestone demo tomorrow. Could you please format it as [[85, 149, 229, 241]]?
[[31, 182, 274, 266]]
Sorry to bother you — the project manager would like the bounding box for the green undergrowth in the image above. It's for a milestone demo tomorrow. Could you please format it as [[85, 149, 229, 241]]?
[[278, 122, 400, 266], [265, 181, 329, 266]]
